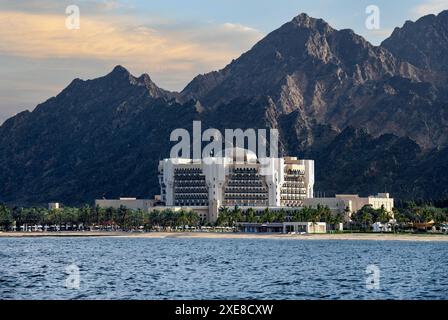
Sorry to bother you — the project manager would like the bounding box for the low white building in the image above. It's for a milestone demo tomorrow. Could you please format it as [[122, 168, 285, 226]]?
[[302, 197, 348, 215], [95, 197, 157, 212], [336, 193, 394, 213], [372, 222, 392, 232], [94, 198, 211, 221], [303, 193, 394, 221], [238, 222, 327, 234], [48, 202, 60, 210], [283, 222, 327, 234]]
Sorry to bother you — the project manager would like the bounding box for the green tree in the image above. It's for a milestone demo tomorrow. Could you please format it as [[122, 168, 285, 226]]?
[[117, 205, 132, 230], [130, 209, 146, 229], [260, 208, 274, 223], [352, 205, 375, 231], [275, 209, 286, 223], [186, 210, 200, 227], [176, 209, 189, 228], [0, 204, 13, 230], [230, 206, 242, 225], [217, 207, 230, 226], [79, 205, 92, 227], [245, 208, 259, 223], [44, 208, 60, 225], [104, 207, 115, 227], [377, 205, 392, 223]]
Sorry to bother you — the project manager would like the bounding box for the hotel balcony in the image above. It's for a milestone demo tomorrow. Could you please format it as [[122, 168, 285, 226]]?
[[226, 181, 264, 188], [175, 168, 203, 174], [229, 175, 261, 181], [225, 186, 267, 193], [175, 200, 209, 206], [174, 175, 206, 181], [280, 200, 303, 207], [224, 193, 268, 200], [282, 182, 306, 188], [286, 169, 305, 175], [284, 176, 305, 182], [175, 187, 208, 193], [222, 199, 268, 207], [232, 168, 258, 174]]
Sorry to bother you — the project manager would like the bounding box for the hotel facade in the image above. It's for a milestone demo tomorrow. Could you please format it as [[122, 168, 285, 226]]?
[[158, 148, 314, 223]]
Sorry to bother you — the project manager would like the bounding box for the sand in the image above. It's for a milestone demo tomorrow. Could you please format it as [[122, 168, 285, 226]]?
[[1, 231, 448, 241]]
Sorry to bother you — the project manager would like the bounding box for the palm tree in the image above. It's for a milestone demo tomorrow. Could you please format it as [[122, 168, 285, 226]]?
[[105, 207, 114, 228], [0, 204, 13, 231], [260, 208, 272, 223], [217, 207, 230, 226], [230, 206, 242, 225], [433, 208, 447, 226], [131, 209, 145, 229], [377, 205, 392, 223], [187, 210, 200, 227], [292, 209, 304, 222], [300, 207, 314, 222], [245, 208, 258, 223], [148, 210, 160, 229], [79, 205, 91, 228], [276, 209, 286, 223], [177, 209, 189, 229]]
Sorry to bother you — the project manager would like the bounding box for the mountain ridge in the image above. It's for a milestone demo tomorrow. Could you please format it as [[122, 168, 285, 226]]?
[[1, 11, 448, 205], [382, 10, 448, 73]]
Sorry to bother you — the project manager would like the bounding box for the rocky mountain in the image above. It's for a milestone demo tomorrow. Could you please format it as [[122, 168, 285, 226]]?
[[0, 66, 195, 204], [1, 11, 448, 206], [182, 13, 448, 149], [183, 13, 420, 106], [382, 10, 448, 73]]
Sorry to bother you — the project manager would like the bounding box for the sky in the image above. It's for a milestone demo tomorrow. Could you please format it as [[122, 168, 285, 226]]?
[[0, 0, 447, 123]]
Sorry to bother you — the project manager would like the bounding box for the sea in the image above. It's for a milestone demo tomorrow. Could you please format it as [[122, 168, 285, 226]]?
[[0, 237, 447, 300]]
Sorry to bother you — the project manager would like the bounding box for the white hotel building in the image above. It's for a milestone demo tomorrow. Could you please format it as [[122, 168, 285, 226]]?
[[158, 148, 314, 223]]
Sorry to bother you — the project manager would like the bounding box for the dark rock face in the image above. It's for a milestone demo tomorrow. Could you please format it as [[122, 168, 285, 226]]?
[[183, 13, 415, 111], [382, 10, 448, 73], [1, 12, 448, 205], [0, 66, 196, 205], [182, 13, 446, 149]]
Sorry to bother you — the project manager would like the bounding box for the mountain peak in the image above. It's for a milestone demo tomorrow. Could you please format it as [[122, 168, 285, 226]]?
[[182, 11, 403, 111], [107, 65, 132, 80], [292, 12, 312, 24], [138, 73, 152, 84], [136, 73, 173, 98], [290, 12, 332, 31], [111, 65, 129, 74], [381, 10, 448, 72]]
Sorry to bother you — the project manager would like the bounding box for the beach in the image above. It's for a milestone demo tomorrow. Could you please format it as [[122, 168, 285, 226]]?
[[1, 231, 448, 241]]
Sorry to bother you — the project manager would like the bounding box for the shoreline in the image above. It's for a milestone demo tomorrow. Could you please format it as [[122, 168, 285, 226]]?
[[1, 231, 448, 241]]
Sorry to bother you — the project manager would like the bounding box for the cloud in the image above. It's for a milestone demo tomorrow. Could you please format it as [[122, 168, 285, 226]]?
[[0, 3, 264, 123], [412, 0, 448, 17], [0, 10, 263, 88], [0, 0, 125, 14]]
